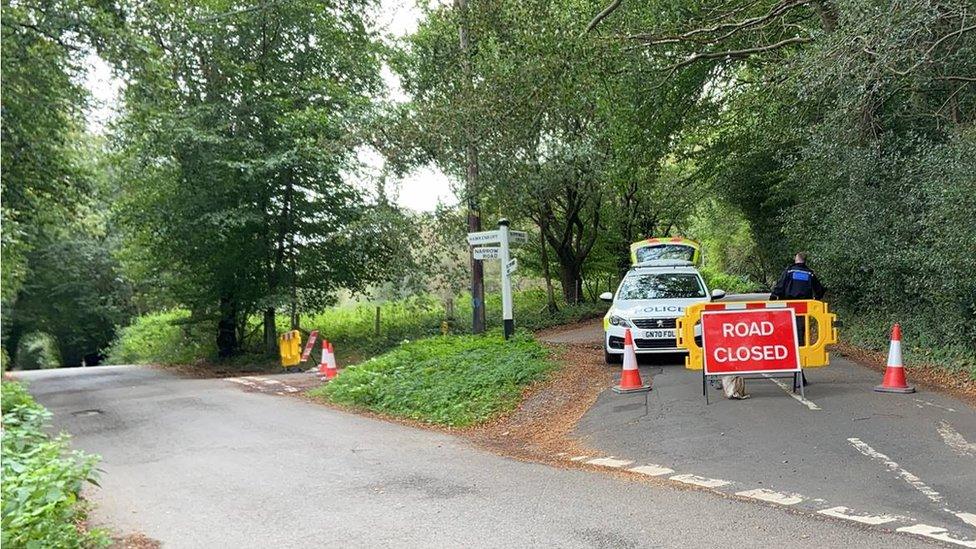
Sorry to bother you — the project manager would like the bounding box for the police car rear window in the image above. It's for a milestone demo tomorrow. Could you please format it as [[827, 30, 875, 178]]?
[[635, 245, 696, 263], [618, 273, 705, 300]]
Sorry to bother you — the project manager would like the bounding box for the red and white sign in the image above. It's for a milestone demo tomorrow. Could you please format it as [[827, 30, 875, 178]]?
[[300, 330, 319, 361], [701, 309, 800, 375]]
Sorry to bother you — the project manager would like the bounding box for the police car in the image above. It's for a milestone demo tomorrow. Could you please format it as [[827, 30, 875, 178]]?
[[600, 238, 725, 364]]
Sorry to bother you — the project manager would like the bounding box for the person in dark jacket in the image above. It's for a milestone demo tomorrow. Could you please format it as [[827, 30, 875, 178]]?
[[770, 252, 825, 386], [770, 252, 825, 303]]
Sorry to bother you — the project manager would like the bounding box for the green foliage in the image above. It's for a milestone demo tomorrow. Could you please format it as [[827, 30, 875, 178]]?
[[106, 290, 606, 365], [1, 382, 108, 548], [12, 332, 62, 370], [114, 0, 419, 357], [105, 309, 215, 365], [308, 333, 555, 426], [1, 381, 40, 414]]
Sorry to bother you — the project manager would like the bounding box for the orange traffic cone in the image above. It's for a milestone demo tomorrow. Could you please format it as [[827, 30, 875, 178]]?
[[324, 341, 338, 380], [318, 339, 336, 380], [874, 324, 914, 394], [613, 328, 651, 394]]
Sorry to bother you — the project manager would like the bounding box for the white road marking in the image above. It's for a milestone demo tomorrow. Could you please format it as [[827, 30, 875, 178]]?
[[938, 421, 976, 457], [897, 524, 976, 548], [765, 376, 821, 410], [915, 398, 957, 413], [848, 438, 944, 503], [817, 506, 898, 525], [227, 378, 259, 388], [670, 474, 730, 488], [554, 452, 567, 457], [570, 456, 590, 462], [628, 464, 675, 477], [735, 488, 803, 505], [261, 379, 282, 385], [953, 512, 976, 528], [587, 457, 633, 468]]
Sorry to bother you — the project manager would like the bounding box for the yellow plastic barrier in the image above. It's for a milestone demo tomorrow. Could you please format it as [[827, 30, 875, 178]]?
[[278, 330, 302, 367], [676, 300, 837, 370]]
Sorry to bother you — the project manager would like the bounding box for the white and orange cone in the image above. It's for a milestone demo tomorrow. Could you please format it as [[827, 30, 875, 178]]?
[[324, 341, 338, 380], [612, 328, 651, 394], [318, 339, 338, 380], [874, 324, 914, 394]]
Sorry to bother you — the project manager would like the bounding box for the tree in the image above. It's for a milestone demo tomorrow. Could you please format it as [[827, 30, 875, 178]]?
[[114, 0, 413, 357]]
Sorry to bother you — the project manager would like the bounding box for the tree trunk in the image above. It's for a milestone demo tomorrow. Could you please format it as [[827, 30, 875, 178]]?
[[217, 296, 238, 358], [539, 226, 558, 313], [456, 0, 485, 333], [263, 307, 276, 356], [558, 262, 582, 305]]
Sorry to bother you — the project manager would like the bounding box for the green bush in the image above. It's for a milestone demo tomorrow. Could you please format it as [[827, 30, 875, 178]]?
[[836, 307, 976, 380], [13, 332, 61, 370], [105, 309, 215, 365], [308, 333, 556, 426], [1, 382, 107, 548], [107, 290, 606, 366]]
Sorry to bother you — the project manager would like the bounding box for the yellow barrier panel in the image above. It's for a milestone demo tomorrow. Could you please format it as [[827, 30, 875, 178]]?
[[676, 300, 837, 371], [278, 330, 302, 367]]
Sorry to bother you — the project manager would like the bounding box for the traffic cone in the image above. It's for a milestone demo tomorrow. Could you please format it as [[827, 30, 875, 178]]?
[[613, 328, 651, 394], [324, 341, 338, 380], [874, 324, 915, 394], [318, 339, 334, 379]]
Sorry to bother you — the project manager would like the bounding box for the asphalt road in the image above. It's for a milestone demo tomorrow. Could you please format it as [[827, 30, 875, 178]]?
[[13, 365, 939, 548], [559, 322, 976, 547]]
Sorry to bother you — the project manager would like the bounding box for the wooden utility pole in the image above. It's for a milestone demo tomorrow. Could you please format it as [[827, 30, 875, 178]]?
[[456, 0, 485, 333]]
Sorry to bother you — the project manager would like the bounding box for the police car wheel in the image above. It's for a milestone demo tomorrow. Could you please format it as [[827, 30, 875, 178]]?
[[604, 348, 622, 365]]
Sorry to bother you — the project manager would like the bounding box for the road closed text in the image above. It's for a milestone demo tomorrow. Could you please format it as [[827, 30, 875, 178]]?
[[713, 344, 790, 362], [701, 310, 801, 375]]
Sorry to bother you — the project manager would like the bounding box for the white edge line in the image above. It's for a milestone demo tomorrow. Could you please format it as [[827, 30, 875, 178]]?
[[669, 474, 731, 488], [897, 524, 976, 548], [587, 457, 634, 468], [735, 488, 804, 506], [628, 464, 675, 477], [817, 506, 898, 525]]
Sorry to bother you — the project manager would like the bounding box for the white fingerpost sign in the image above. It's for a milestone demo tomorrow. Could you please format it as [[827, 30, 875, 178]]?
[[467, 219, 523, 340], [473, 247, 500, 260], [466, 230, 501, 245]]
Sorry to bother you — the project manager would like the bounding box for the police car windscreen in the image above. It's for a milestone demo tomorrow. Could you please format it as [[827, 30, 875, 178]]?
[[618, 273, 705, 300], [635, 245, 695, 263]]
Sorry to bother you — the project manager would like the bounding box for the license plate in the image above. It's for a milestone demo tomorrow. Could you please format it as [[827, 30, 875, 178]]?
[[644, 329, 676, 339]]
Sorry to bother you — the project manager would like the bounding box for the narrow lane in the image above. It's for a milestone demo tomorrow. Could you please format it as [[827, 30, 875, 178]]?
[[15, 365, 943, 548]]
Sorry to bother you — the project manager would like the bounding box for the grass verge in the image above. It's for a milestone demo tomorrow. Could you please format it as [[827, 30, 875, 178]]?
[[306, 333, 557, 427], [1, 381, 107, 548]]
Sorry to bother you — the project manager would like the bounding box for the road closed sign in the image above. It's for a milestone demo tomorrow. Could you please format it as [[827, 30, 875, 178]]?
[[701, 309, 800, 375]]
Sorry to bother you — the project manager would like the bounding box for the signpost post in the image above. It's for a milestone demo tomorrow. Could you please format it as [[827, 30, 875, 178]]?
[[467, 219, 522, 340], [699, 308, 802, 403], [498, 220, 515, 339]]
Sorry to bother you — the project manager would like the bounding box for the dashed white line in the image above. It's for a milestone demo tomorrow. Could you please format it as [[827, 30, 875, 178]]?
[[587, 457, 634, 468], [670, 474, 730, 488], [765, 376, 821, 410], [848, 438, 944, 503], [897, 524, 976, 548], [817, 506, 898, 525], [735, 488, 803, 505], [938, 421, 976, 457], [915, 398, 957, 413], [628, 464, 675, 477], [569, 456, 590, 462]]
